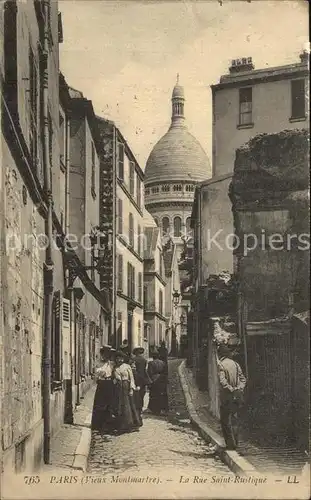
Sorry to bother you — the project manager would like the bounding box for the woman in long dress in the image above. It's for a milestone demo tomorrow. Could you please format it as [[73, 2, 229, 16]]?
[[113, 351, 142, 434], [91, 345, 115, 432], [147, 350, 169, 416]]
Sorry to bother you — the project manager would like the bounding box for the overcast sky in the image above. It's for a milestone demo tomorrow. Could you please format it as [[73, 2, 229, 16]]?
[[59, 0, 308, 170]]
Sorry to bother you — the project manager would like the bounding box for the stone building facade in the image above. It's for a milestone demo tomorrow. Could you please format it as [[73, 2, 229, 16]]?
[[1, 0, 63, 473], [0, 1, 111, 476], [143, 210, 167, 351], [97, 118, 144, 352]]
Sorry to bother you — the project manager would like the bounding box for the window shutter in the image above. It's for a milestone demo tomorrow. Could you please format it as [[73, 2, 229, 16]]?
[[129, 161, 135, 196], [62, 297, 71, 380], [118, 142, 124, 180], [118, 198, 123, 234], [127, 262, 131, 298]]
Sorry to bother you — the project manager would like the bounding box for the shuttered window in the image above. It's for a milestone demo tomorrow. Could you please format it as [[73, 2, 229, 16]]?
[[118, 142, 124, 180]]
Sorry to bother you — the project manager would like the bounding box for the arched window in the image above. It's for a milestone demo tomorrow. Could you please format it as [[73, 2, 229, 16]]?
[[162, 216, 170, 235], [173, 216, 181, 237], [186, 217, 192, 236]]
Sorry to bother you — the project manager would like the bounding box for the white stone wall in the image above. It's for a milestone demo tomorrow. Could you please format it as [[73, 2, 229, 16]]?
[[213, 74, 309, 177]]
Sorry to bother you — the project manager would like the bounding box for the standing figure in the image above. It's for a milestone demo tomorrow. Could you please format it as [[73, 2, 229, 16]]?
[[119, 339, 130, 362], [158, 340, 168, 375], [132, 347, 150, 415], [112, 351, 142, 434], [128, 356, 143, 426], [91, 345, 115, 433], [147, 350, 169, 416], [217, 344, 247, 450]]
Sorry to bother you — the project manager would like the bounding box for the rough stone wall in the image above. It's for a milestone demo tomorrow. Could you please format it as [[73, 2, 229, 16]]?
[[1, 138, 45, 453]]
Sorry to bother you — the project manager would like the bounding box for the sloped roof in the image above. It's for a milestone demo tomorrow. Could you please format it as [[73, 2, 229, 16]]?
[[144, 227, 159, 260]]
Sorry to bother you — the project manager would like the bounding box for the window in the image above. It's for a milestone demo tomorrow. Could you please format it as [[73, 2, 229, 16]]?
[[162, 184, 170, 192], [136, 176, 141, 208], [145, 188, 150, 196], [48, 111, 53, 169], [239, 87, 252, 125], [59, 113, 65, 168], [118, 142, 124, 180], [144, 284, 148, 309], [127, 263, 135, 299], [138, 272, 142, 303], [129, 161, 135, 196], [173, 216, 182, 237], [162, 216, 170, 235], [129, 213, 134, 247], [186, 184, 194, 192], [117, 198, 123, 234], [151, 186, 159, 194], [51, 291, 62, 384], [137, 224, 141, 256], [159, 290, 163, 315], [291, 79, 305, 119], [159, 253, 163, 277], [91, 141, 96, 198], [117, 312, 123, 347], [117, 254, 123, 292], [173, 184, 182, 192]]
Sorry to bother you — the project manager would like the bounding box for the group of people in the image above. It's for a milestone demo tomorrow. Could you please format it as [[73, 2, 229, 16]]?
[[91, 341, 169, 435]]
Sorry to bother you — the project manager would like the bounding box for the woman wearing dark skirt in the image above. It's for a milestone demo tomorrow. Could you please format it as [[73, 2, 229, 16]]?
[[147, 350, 169, 416], [112, 351, 142, 434], [91, 345, 115, 433], [128, 357, 143, 426]]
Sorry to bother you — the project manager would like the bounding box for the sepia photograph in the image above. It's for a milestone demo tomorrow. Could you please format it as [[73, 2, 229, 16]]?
[[0, 0, 310, 499]]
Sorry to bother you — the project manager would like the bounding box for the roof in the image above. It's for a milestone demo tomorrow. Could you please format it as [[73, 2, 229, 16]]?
[[145, 125, 210, 184], [144, 227, 159, 260], [143, 209, 158, 228], [212, 56, 309, 91]]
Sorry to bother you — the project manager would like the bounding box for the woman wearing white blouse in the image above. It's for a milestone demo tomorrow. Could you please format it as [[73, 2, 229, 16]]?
[[112, 351, 142, 434], [91, 345, 115, 432]]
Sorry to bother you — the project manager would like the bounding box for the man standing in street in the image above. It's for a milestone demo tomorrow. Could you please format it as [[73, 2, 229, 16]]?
[[217, 344, 246, 450], [132, 347, 150, 415]]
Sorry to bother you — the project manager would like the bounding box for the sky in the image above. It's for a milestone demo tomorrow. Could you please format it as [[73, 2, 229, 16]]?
[[59, 0, 309, 170]]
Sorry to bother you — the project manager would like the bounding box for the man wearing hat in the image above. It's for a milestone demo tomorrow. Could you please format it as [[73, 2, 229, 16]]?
[[217, 344, 246, 450], [132, 347, 150, 415]]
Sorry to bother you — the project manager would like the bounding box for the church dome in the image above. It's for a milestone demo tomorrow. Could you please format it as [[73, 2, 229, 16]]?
[[145, 127, 209, 183], [145, 77, 210, 184]]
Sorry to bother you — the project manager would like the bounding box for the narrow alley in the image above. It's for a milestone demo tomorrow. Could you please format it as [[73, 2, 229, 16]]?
[[88, 360, 232, 476]]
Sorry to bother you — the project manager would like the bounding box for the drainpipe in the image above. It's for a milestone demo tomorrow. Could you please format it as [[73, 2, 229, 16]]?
[[64, 114, 74, 424], [42, 0, 54, 464]]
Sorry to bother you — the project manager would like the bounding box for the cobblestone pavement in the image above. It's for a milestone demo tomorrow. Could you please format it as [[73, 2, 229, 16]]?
[[88, 359, 232, 476]]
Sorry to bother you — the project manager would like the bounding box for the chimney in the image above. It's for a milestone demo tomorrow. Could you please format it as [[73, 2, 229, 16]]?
[[299, 50, 309, 64], [229, 57, 254, 74]]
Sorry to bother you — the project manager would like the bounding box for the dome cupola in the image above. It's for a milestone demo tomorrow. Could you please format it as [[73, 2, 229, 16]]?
[[144, 77, 210, 185]]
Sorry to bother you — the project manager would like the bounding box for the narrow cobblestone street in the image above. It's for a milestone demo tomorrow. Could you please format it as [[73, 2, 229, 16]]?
[[88, 359, 232, 475]]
